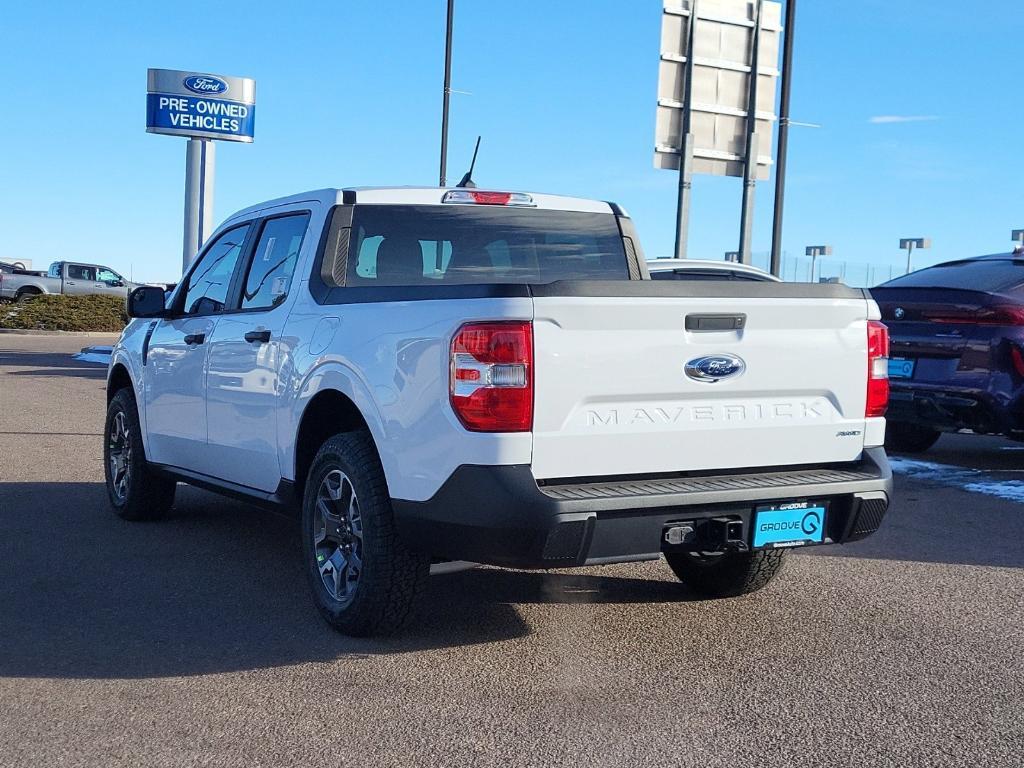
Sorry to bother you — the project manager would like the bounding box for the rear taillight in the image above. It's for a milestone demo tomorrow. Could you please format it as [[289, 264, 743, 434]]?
[[922, 305, 1024, 325], [450, 321, 533, 432], [866, 320, 889, 418], [1011, 346, 1024, 378]]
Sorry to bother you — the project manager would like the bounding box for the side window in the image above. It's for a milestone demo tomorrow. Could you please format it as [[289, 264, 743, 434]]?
[[68, 264, 96, 281], [183, 224, 250, 314], [48, 263, 61, 278], [97, 268, 120, 283], [240, 214, 310, 310]]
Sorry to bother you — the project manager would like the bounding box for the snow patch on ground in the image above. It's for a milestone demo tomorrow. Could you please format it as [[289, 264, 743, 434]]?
[[961, 482, 1024, 504], [890, 456, 1024, 505], [72, 346, 113, 365]]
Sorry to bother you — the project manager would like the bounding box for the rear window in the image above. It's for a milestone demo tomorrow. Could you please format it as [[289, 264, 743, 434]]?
[[650, 268, 773, 282], [881, 260, 1024, 292], [347, 205, 628, 286]]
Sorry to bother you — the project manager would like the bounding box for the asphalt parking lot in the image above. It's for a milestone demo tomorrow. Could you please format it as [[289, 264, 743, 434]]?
[[1, 333, 1022, 767]]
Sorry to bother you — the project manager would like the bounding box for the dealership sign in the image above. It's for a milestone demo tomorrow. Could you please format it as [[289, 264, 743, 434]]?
[[146, 68, 256, 143]]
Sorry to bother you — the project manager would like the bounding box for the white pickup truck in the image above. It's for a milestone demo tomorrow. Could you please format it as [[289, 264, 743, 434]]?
[[105, 187, 893, 636]]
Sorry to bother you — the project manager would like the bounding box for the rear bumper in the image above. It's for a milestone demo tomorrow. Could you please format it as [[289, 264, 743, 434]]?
[[392, 447, 893, 569], [888, 382, 1024, 435]]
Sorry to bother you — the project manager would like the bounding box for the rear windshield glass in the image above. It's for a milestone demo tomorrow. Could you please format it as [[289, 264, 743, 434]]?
[[881, 260, 1024, 292], [347, 205, 628, 285]]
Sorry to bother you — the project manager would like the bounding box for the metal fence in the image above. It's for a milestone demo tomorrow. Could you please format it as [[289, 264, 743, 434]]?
[[746, 251, 903, 287]]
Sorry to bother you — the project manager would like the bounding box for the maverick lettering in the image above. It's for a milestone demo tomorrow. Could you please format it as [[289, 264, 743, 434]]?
[[585, 400, 825, 427]]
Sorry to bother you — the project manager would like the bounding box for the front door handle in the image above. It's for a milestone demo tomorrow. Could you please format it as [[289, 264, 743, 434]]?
[[244, 329, 271, 344], [183, 333, 206, 345]]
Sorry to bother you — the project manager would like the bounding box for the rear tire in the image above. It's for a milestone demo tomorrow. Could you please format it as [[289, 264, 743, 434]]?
[[885, 421, 941, 453], [104, 388, 177, 520], [665, 549, 786, 598], [301, 431, 430, 636], [16, 288, 41, 302]]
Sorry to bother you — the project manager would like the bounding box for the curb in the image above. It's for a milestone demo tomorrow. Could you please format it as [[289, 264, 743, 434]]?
[[0, 328, 121, 337]]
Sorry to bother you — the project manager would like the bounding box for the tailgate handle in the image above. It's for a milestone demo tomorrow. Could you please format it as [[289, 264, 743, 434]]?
[[685, 313, 746, 331]]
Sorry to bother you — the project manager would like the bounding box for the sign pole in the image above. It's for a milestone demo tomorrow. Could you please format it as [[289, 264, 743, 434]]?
[[738, 0, 764, 265], [147, 68, 255, 273], [182, 138, 215, 271], [769, 0, 796, 277], [673, 0, 699, 260]]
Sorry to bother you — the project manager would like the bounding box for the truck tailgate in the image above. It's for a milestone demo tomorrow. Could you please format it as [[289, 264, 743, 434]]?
[[530, 283, 872, 480]]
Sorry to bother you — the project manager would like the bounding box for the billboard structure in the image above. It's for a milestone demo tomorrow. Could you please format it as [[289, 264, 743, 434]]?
[[147, 69, 256, 270], [655, 0, 783, 263]]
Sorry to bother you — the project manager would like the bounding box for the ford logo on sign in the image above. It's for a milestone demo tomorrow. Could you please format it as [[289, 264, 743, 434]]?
[[183, 75, 229, 95], [684, 354, 746, 383]]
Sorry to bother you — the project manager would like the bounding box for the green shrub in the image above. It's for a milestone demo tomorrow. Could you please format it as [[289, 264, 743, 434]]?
[[0, 294, 128, 332]]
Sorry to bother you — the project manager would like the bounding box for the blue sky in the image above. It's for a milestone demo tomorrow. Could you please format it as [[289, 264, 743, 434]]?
[[2, 0, 1021, 283]]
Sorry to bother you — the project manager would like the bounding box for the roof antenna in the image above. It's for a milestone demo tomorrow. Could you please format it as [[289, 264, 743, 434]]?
[[456, 136, 481, 188]]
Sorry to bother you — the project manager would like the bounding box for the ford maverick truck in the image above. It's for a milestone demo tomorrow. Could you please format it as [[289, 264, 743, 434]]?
[[105, 187, 893, 635]]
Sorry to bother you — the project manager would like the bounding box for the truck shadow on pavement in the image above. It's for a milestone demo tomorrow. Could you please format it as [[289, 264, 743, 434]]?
[[0, 482, 693, 680], [0, 349, 107, 380]]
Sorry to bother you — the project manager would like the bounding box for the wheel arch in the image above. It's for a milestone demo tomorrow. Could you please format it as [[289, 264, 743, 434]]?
[[293, 388, 383, 499], [107, 362, 133, 403]]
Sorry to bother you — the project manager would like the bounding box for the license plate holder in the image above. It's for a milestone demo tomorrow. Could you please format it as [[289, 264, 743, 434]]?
[[752, 502, 826, 549], [888, 358, 915, 379]]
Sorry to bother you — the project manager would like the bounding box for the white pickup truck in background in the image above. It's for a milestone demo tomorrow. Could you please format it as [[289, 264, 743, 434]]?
[[104, 187, 893, 636]]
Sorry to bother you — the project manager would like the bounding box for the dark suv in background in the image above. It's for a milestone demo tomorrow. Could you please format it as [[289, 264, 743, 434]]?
[[871, 250, 1024, 452]]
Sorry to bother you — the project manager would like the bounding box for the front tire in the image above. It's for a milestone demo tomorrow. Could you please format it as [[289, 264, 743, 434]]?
[[301, 431, 430, 636], [885, 421, 941, 453], [665, 549, 786, 598], [104, 388, 176, 520]]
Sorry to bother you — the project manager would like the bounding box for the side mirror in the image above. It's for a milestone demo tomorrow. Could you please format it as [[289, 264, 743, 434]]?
[[127, 285, 168, 318], [111, 280, 125, 287]]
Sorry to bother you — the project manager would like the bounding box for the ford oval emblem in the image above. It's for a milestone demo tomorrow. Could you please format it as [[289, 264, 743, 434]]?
[[684, 354, 746, 383], [183, 75, 229, 95]]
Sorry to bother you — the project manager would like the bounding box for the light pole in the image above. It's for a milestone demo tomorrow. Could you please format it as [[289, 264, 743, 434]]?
[[805, 245, 831, 282], [439, 0, 455, 187], [770, 0, 798, 277], [899, 238, 931, 275]]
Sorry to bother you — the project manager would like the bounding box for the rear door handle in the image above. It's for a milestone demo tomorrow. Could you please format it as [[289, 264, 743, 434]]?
[[244, 329, 271, 344], [183, 333, 206, 345]]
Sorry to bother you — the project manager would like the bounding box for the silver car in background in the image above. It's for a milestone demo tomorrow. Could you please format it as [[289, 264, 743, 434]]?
[[646, 258, 781, 282]]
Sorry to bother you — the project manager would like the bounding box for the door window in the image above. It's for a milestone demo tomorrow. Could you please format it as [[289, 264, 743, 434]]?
[[67, 264, 96, 281], [183, 225, 250, 314], [239, 214, 310, 310], [97, 268, 121, 283]]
